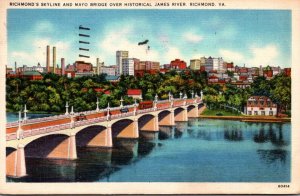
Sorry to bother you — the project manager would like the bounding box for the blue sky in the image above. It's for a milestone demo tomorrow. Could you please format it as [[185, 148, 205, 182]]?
[[7, 9, 291, 67]]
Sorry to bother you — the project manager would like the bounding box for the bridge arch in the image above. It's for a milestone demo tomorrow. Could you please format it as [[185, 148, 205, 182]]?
[[187, 104, 196, 111], [112, 119, 138, 138], [24, 133, 76, 160], [75, 125, 110, 147], [158, 110, 175, 126], [187, 104, 199, 118], [138, 114, 159, 132], [174, 107, 188, 122]]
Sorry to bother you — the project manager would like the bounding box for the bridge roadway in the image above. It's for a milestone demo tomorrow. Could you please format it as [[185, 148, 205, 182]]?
[[6, 98, 203, 178]]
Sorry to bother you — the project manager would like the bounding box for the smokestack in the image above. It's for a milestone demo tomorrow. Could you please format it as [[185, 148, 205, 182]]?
[[14, 61, 17, 73], [46, 45, 50, 72], [53, 47, 56, 74], [96, 58, 100, 75], [61, 58, 65, 75]]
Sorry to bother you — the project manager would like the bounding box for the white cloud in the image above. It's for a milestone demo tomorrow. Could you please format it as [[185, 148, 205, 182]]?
[[248, 44, 279, 66], [218, 44, 280, 67], [98, 25, 160, 64], [183, 32, 203, 43], [10, 38, 72, 66], [219, 49, 244, 63], [34, 20, 54, 33], [163, 46, 184, 63]]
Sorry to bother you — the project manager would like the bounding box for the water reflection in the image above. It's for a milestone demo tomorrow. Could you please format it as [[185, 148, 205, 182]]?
[[224, 129, 243, 141], [159, 126, 173, 140], [7, 119, 291, 182], [253, 124, 287, 146], [257, 149, 287, 165]]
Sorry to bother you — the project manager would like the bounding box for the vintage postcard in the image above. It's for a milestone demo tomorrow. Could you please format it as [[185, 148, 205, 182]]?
[[0, 0, 300, 194]]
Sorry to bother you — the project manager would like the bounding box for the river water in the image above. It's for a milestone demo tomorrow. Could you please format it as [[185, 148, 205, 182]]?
[[7, 116, 290, 182]]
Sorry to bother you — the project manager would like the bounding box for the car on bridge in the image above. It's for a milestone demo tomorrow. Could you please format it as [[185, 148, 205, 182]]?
[[138, 101, 153, 110], [120, 107, 129, 113], [75, 113, 87, 121]]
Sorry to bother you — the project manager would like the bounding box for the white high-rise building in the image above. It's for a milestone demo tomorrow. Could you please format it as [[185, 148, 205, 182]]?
[[116, 51, 129, 75], [122, 58, 135, 76], [204, 56, 223, 72]]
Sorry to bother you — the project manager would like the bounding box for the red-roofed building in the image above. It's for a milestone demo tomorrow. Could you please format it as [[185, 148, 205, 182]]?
[[170, 59, 187, 70], [239, 75, 248, 81], [226, 62, 234, 72], [245, 96, 277, 116], [160, 68, 168, 74], [127, 89, 142, 99], [208, 75, 219, 83], [263, 70, 273, 78], [94, 88, 111, 95], [283, 68, 291, 77]]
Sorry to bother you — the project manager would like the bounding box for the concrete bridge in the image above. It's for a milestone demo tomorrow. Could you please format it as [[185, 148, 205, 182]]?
[[6, 96, 203, 178]]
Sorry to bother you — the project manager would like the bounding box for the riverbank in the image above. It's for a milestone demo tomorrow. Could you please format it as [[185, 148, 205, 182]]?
[[199, 108, 290, 123], [199, 115, 291, 123]]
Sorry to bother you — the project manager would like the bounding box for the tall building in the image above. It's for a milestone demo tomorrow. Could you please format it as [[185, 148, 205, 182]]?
[[204, 56, 223, 72], [190, 59, 201, 70], [52, 47, 56, 73], [116, 51, 129, 75], [122, 58, 135, 76], [46, 45, 50, 72], [205, 56, 213, 72], [94, 58, 105, 75], [61, 58, 65, 75]]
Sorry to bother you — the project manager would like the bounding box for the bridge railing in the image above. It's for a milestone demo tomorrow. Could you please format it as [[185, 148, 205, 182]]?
[[6, 121, 19, 128], [6, 133, 17, 141], [6, 98, 203, 140], [137, 108, 155, 114], [156, 100, 170, 104], [110, 111, 134, 120], [6, 114, 68, 128]]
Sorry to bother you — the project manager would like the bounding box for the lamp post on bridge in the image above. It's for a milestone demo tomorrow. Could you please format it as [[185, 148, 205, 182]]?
[[106, 103, 110, 121], [170, 92, 174, 108], [120, 97, 124, 108], [70, 106, 75, 129], [180, 92, 182, 99], [200, 90, 203, 100], [191, 90, 194, 99], [70, 106, 74, 115], [65, 102, 69, 115], [183, 93, 187, 106], [96, 98, 99, 112], [154, 94, 158, 110], [23, 104, 28, 122], [133, 99, 137, 115], [194, 92, 198, 103], [17, 111, 23, 140]]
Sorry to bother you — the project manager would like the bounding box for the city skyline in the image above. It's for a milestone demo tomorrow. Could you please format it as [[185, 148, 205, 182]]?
[[8, 9, 291, 68]]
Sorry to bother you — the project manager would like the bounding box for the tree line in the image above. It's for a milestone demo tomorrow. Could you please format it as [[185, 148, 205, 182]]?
[[6, 71, 290, 115]]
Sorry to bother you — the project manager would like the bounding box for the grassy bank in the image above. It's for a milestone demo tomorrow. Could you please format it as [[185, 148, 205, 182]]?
[[201, 108, 243, 116], [200, 108, 290, 123]]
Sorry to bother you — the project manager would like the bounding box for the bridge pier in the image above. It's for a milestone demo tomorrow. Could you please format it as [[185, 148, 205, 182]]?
[[6, 144, 26, 178]]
